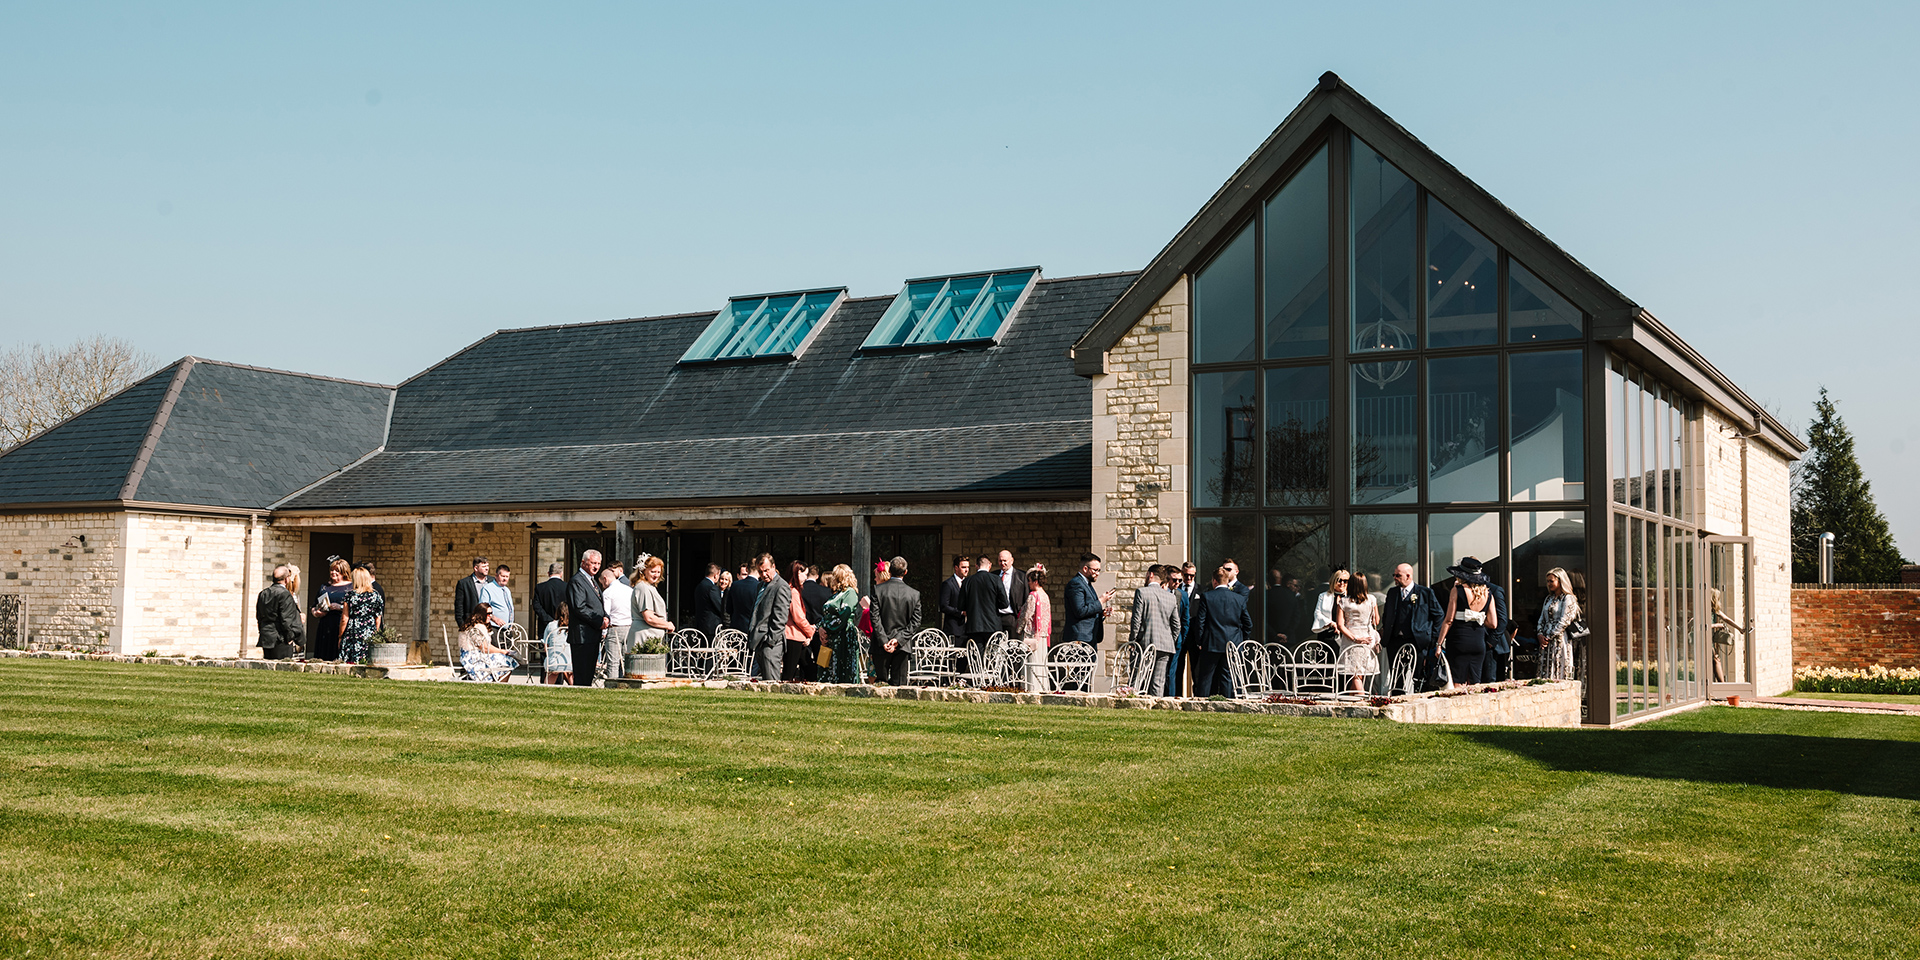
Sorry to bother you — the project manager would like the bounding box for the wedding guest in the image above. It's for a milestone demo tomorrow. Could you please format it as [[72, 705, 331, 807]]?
[[254, 564, 304, 660], [745, 554, 790, 681], [601, 562, 634, 680], [1483, 577, 1512, 682], [1308, 567, 1350, 649], [490, 564, 516, 629], [693, 562, 726, 638], [1062, 553, 1113, 650], [799, 564, 831, 681], [567, 551, 607, 687], [782, 561, 816, 681], [960, 553, 1006, 657], [1538, 567, 1581, 681], [871, 557, 921, 686], [458, 603, 517, 682], [1163, 566, 1189, 696], [1186, 566, 1251, 698], [1129, 565, 1182, 696], [340, 566, 386, 665], [1333, 569, 1380, 692], [725, 563, 761, 636], [1381, 563, 1441, 693], [820, 564, 864, 683], [310, 558, 352, 661], [939, 555, 970, 639], [533, 562, 568, 640], [1436, 557, 1497, 686], [1018, 564, 1052, 692], [632, 555, 674, 657], [542, 602, 573, 685]]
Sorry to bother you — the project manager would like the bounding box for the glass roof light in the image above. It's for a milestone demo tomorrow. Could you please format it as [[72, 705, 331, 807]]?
[[859, 267, 1040, 352], [678, 287, 847, 364]]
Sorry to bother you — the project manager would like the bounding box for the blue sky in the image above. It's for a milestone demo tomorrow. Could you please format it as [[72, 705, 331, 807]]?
[[3, 1, 1916, 554]]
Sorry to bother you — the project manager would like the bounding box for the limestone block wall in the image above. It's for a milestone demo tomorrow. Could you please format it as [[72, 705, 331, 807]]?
[[119, 512, 254, 658], [942, 512, 1091, 644], [427, 522, 532, 647], [1749, 440, 1793, 695], [1700, 408, 1743, 537], [1089, 278, 1190, 643], [0, 511, 123, 652]]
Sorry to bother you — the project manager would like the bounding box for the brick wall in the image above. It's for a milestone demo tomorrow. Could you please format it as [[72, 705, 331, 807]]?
[[1089, 278, 1189, 643], [1749, 441, 1793, 694], [0, 511, 123, 652], [1792, 588, 1920, 669]]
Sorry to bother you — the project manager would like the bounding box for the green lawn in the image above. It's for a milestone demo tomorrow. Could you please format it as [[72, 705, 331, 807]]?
[[1782, 690, 1920, 706], [2, 662, 1917, 959]]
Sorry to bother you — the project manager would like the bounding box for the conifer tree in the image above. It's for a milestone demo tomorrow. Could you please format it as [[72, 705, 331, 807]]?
[[1791, 388, 1905, 583]]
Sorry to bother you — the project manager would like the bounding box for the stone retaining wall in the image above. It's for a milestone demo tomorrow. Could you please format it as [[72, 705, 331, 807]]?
[[0, 648, 360, 674], [1792, 587, 1920, 670]]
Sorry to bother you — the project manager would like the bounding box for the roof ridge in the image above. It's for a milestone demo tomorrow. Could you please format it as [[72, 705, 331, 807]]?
[[184, 356, 395, 390], [119, 358, 196, 500]]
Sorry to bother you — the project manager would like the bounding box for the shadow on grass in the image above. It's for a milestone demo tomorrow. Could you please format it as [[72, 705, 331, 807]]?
[[1458, 725, 1920, 801]]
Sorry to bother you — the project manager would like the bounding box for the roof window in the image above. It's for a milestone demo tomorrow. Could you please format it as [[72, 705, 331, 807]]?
[[679, 288, 846, 363], [859, 268, 1039, 352]]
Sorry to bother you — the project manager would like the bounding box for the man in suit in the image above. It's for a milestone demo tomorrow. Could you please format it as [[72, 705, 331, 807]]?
[[533, 562, 569, 640], [798, 565, 832, 681], [453, 557, 491, 628], [960, 553, 1008, 657], [255, 564, 304, 660], [871, 556, 921, 685], [1061, 552, 1113, 650], [1163, 566, 1191, 697], [1224, 559, 1249, 597], [1484, 581, 1513, 681], [725, 563, 762, 635], [938, 555, 970, 639], [567, 550, 607, 687], [692, 562, 726, 639], [994, 550, 1029, 636], [1129, 565, 1183, 696], [1380, 563, 1441, 693], [1186, 566, 1252, 698], [745, 553, 790, 681]]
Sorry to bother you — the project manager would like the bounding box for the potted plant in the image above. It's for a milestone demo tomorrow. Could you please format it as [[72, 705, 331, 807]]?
[[626, 635, 668, 678], [367, 627, 408, 667]]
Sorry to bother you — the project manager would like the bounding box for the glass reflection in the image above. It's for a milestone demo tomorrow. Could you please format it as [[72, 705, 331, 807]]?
[[1195, 371, 1258, 508], [1350, 136, 1417, 355], [1264, 145, 1330, 359], [1195, 221, 1257, 364], [1509, 261, 1583, 342], [1265, 515, 1330, 645], [1195, 516, 1262, 638], [1428, 512, 1501, 598], [1265, 366, 1330, 506], [1352, 362, 1417, 504], [1510, 350, 1585, 501], [1428, 355, 1498, 502], [1511, 512, 1586, 681], [1351, 513, 1419, 598], [1608, 365, 1627, 505], [1425, 200, 1498, 348]]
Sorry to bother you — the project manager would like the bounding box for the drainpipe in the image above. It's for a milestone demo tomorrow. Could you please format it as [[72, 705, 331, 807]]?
[[238, 514, 258, 658]]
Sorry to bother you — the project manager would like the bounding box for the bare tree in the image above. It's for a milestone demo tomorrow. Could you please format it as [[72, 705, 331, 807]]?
[[0, 336, 160, 453]]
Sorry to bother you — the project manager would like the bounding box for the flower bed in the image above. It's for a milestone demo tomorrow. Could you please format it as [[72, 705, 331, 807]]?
[[1794, 665, 1920, 696]]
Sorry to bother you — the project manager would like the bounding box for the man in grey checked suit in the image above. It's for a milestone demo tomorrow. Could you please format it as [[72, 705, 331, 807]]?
[[1128, 564, 1183, 696], [745, 553, 790, 681], [870, 556, 922, 685]]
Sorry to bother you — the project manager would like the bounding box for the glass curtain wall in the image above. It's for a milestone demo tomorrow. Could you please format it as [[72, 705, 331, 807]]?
[[1190, 128, 1590, 686], [1606, 358, 1700, 717]]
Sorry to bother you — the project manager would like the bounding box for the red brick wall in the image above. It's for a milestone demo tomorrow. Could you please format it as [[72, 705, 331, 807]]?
[[1792, 588, 1920, 669]]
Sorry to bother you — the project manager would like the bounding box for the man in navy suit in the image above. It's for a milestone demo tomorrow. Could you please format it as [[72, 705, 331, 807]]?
[[1164, 566, 1191, 697], [724, 564, 762, 636], [1061, 553, 1112, 648], [1186, 566, 1251, 698], [1380, 563, 1441, 693], [1483, 582, 1513, 681], [960, 553, 1008, 656], [692, 562, 726, 639]]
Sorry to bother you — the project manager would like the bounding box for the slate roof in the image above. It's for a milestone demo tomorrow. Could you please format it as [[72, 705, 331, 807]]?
[[0, 358, 393, 511], [278, 271, 1137, 511]]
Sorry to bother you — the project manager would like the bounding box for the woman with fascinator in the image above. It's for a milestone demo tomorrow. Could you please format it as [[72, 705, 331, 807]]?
[[1435, 557, 1498, 685]]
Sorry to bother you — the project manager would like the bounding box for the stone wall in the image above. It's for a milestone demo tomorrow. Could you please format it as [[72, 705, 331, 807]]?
[[1089, 278, 1189, 643], [941, 512, 1089, 644], [119, 512, 258, 658], [0, 511, 123, 651], [426, 522, 532, 655], [1791, 588, 1920, 670]]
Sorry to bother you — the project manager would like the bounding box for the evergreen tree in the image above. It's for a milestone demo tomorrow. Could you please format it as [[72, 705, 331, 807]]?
[[1791, 388, 1905, 583]]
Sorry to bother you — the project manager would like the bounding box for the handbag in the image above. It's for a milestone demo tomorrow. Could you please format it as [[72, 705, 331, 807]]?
[[816, 643, 833, 669]]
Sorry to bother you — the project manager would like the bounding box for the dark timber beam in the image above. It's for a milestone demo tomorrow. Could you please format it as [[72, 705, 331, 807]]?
[[413, 521, 432, 657]]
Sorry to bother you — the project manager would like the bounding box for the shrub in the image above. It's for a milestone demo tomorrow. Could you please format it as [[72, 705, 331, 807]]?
[[1794, 665, 1920, 696]]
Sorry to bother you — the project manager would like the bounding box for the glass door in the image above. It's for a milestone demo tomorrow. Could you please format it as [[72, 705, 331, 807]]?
[[1705, 537, 1753, 696]]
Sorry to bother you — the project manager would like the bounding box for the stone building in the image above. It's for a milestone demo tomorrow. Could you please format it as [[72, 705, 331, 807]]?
[[0, 74, 1799, 721]]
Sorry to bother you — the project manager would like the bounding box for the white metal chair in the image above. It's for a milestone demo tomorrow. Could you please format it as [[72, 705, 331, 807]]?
[[1230, 640, 1272, 699], [956, 631, 1010, 687], [1386, 643, 1419, 696], [1289, 639, 1337, 697], [712, 629, 750, 679], [1334, 643, 1382, 700], [667, 628, 721, 679], [907, 628, 960, 686], [495, 622, 537, 676], [1048, 641, 1097, 692]]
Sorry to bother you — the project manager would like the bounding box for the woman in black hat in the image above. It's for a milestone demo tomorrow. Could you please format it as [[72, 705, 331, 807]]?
[[1436, 557, 1498, 685]]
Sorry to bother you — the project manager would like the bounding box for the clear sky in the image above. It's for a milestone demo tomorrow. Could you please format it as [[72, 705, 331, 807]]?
[[3, 2, 1916, 555]]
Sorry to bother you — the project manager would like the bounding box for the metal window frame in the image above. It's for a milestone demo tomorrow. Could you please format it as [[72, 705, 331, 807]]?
[[678, 287, 848, 366]]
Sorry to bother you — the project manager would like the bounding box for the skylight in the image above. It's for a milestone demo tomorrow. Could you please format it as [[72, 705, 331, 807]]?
[[679, 288, 846, 363], [860, 268, 1039, 351]]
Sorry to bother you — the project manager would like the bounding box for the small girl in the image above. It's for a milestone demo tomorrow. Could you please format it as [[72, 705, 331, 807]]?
[[543, 602, 573, 685]]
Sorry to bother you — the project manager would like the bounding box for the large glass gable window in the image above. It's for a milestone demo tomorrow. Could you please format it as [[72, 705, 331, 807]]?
[[861, 268, 1039, 350], [680, 288, 845, 363]]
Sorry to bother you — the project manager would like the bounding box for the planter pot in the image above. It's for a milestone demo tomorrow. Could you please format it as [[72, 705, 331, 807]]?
[[627, 652, 667, 678], [368, 643, 408, 668]]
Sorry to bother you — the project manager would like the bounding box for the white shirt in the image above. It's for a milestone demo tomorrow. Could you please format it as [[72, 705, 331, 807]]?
[[603, 580, 635, 628], [1311, 591, 1338, 633], [998, 569, 1015, 614]]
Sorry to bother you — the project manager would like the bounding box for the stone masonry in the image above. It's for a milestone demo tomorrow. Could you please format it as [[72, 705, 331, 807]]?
[[1791, 588, 1920, 670], [0, 511, 123, 652], [1090, 278, 1189, 644], [1697, 407, 1796, 695]]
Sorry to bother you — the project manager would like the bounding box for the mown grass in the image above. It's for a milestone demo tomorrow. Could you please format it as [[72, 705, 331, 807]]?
[[1, 661, 1917, 959], [1781, 690, 1920, 706]]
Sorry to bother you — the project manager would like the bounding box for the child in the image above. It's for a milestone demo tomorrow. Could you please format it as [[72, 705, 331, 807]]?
[[543, 602, 573, 685]]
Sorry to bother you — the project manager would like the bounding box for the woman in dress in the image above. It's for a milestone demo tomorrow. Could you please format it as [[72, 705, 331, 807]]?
[[1333, 569, 1380, 691], [543, 602, 573, 685], [1536, 567, 1581, 681], [820, 564, 864, 684], [781, 561, 815, 681], [1436, 557, 1497, 686], [1018, 564, 1051, 692], [310, 558, 352, 661], [339, 567, 385, 665], [631, 555, 674, 659], [458, 602, 517, 682]]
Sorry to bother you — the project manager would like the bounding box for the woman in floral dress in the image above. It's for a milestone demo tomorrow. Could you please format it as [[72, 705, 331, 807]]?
[[339, 567, 385, 664], [820, 564, 864, 684], [458, 603, 518, 682]]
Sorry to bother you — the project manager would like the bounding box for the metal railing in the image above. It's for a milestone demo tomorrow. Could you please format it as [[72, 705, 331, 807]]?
[[0, 595, 25, 650]]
